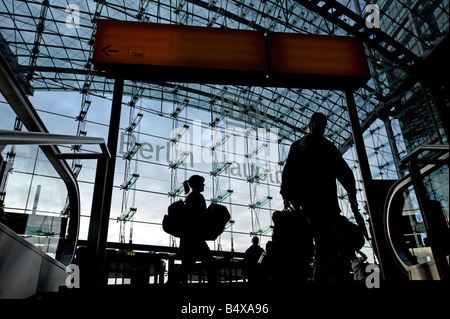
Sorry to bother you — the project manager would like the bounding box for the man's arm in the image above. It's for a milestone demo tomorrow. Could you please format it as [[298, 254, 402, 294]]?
[[333, 146, 369, 239], [280, 140, 301, 202]]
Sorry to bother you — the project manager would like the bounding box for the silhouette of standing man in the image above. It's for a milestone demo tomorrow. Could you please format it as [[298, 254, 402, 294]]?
[[280, 112, 359, 281], [243, 236, 265, 282]]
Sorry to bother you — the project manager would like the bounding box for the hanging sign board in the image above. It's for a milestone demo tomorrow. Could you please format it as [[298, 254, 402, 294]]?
[[266, 32, 370, 88], [93, 19, 370, 89]]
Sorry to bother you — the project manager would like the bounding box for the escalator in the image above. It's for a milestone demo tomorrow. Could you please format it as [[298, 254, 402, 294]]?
[[382, 145, 449, 280], [0, 51, 109, 298]]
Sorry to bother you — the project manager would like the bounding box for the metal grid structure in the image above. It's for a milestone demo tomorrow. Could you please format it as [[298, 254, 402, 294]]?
[[1, 1, 447, 144], [1, 0, 448, 252]]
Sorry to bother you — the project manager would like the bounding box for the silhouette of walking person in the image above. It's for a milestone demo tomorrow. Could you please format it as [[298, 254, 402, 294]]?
[[243, 236, 265, 283], [280, 112, 360, 281], [177, 175, 217, 285]]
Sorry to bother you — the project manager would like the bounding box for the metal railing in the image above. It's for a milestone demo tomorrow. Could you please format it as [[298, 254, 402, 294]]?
[[0, 129, 110, 264]]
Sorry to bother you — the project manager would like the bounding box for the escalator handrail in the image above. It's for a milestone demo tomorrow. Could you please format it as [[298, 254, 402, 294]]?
[[0, 52, 109, 265], [0, 129, 110, 265], [0, 129, 110, 158], [384, 145, 449, 274]]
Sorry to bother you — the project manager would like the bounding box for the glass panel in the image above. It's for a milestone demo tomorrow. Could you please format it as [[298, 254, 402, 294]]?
[[401, 186, 433, 265], [1, 144, 69, 259]]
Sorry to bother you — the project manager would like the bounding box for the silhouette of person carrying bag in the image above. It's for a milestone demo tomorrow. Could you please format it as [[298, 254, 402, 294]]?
[[176, 175, 217, 285], [243, 236, 265, 282], [281, 112, 366, 281]]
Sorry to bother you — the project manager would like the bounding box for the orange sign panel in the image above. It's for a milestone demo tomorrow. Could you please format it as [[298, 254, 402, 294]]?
[[93, 20, 267, 72], [93, 20, 370, 89], [267, 33, 370, 78]]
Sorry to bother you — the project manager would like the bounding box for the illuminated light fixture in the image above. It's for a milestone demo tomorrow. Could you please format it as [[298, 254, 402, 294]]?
[[224, 220, 235, 229], [210, 109, 229, 127], [210, 162, 232, 176], [171, 99, 189, 117], [170, 124, 189, 142], [169, 151, 190, 169], [120, 173, 139, 190], [126, 113, 143, 132], [123, 142, 141, 160], [251, 225, 273, 236], [168, 183, 184, 197], [210, 134, 230, 151], [118, 207, 137, 222], [249, 196, 272, 209], [211, 189, 233, 203]]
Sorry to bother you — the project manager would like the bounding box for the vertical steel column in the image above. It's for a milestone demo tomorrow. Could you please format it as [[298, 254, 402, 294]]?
[[100, 77, 124, 279], [344, 89, 382, 272], [344, 90, 374, 207], [86, 77, 124, 286], [86, 151, 108, 287]]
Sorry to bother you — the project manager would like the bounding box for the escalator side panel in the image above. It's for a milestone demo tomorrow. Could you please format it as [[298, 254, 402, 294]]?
[[370, 180, 409, 281], [0, 223, 67, 299]]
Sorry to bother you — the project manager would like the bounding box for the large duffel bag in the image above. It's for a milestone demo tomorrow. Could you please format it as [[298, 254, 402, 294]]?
[[163, 201, 231, 240], [335, 214, 365, 255], [202, 203, 231, 241], [272, 208, 314, 257]]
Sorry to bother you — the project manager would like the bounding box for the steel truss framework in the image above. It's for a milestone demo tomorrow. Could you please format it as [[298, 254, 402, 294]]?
[[0, 0, 449, 249], [1, 1, 448, 147]]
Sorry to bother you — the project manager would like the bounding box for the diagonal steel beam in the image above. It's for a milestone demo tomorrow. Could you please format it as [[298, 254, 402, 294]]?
[[294, 0, 419, 68]]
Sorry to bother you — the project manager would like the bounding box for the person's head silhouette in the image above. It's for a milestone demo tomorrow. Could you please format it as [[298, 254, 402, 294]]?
[[183, 175, 205, 194], [309, 112, 327, 137]]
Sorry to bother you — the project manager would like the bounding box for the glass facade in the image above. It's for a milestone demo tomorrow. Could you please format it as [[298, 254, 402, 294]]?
[[0, 1, 448, 258]]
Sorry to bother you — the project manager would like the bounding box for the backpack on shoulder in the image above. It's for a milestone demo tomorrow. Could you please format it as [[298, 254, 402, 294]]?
[[162, 201, 231, 240], [162, 200, 186, 238]]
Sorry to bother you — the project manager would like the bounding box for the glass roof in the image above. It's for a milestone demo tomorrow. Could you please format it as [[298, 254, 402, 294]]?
[[1, 0, 448, 150], [0, 1, 448, 252]]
